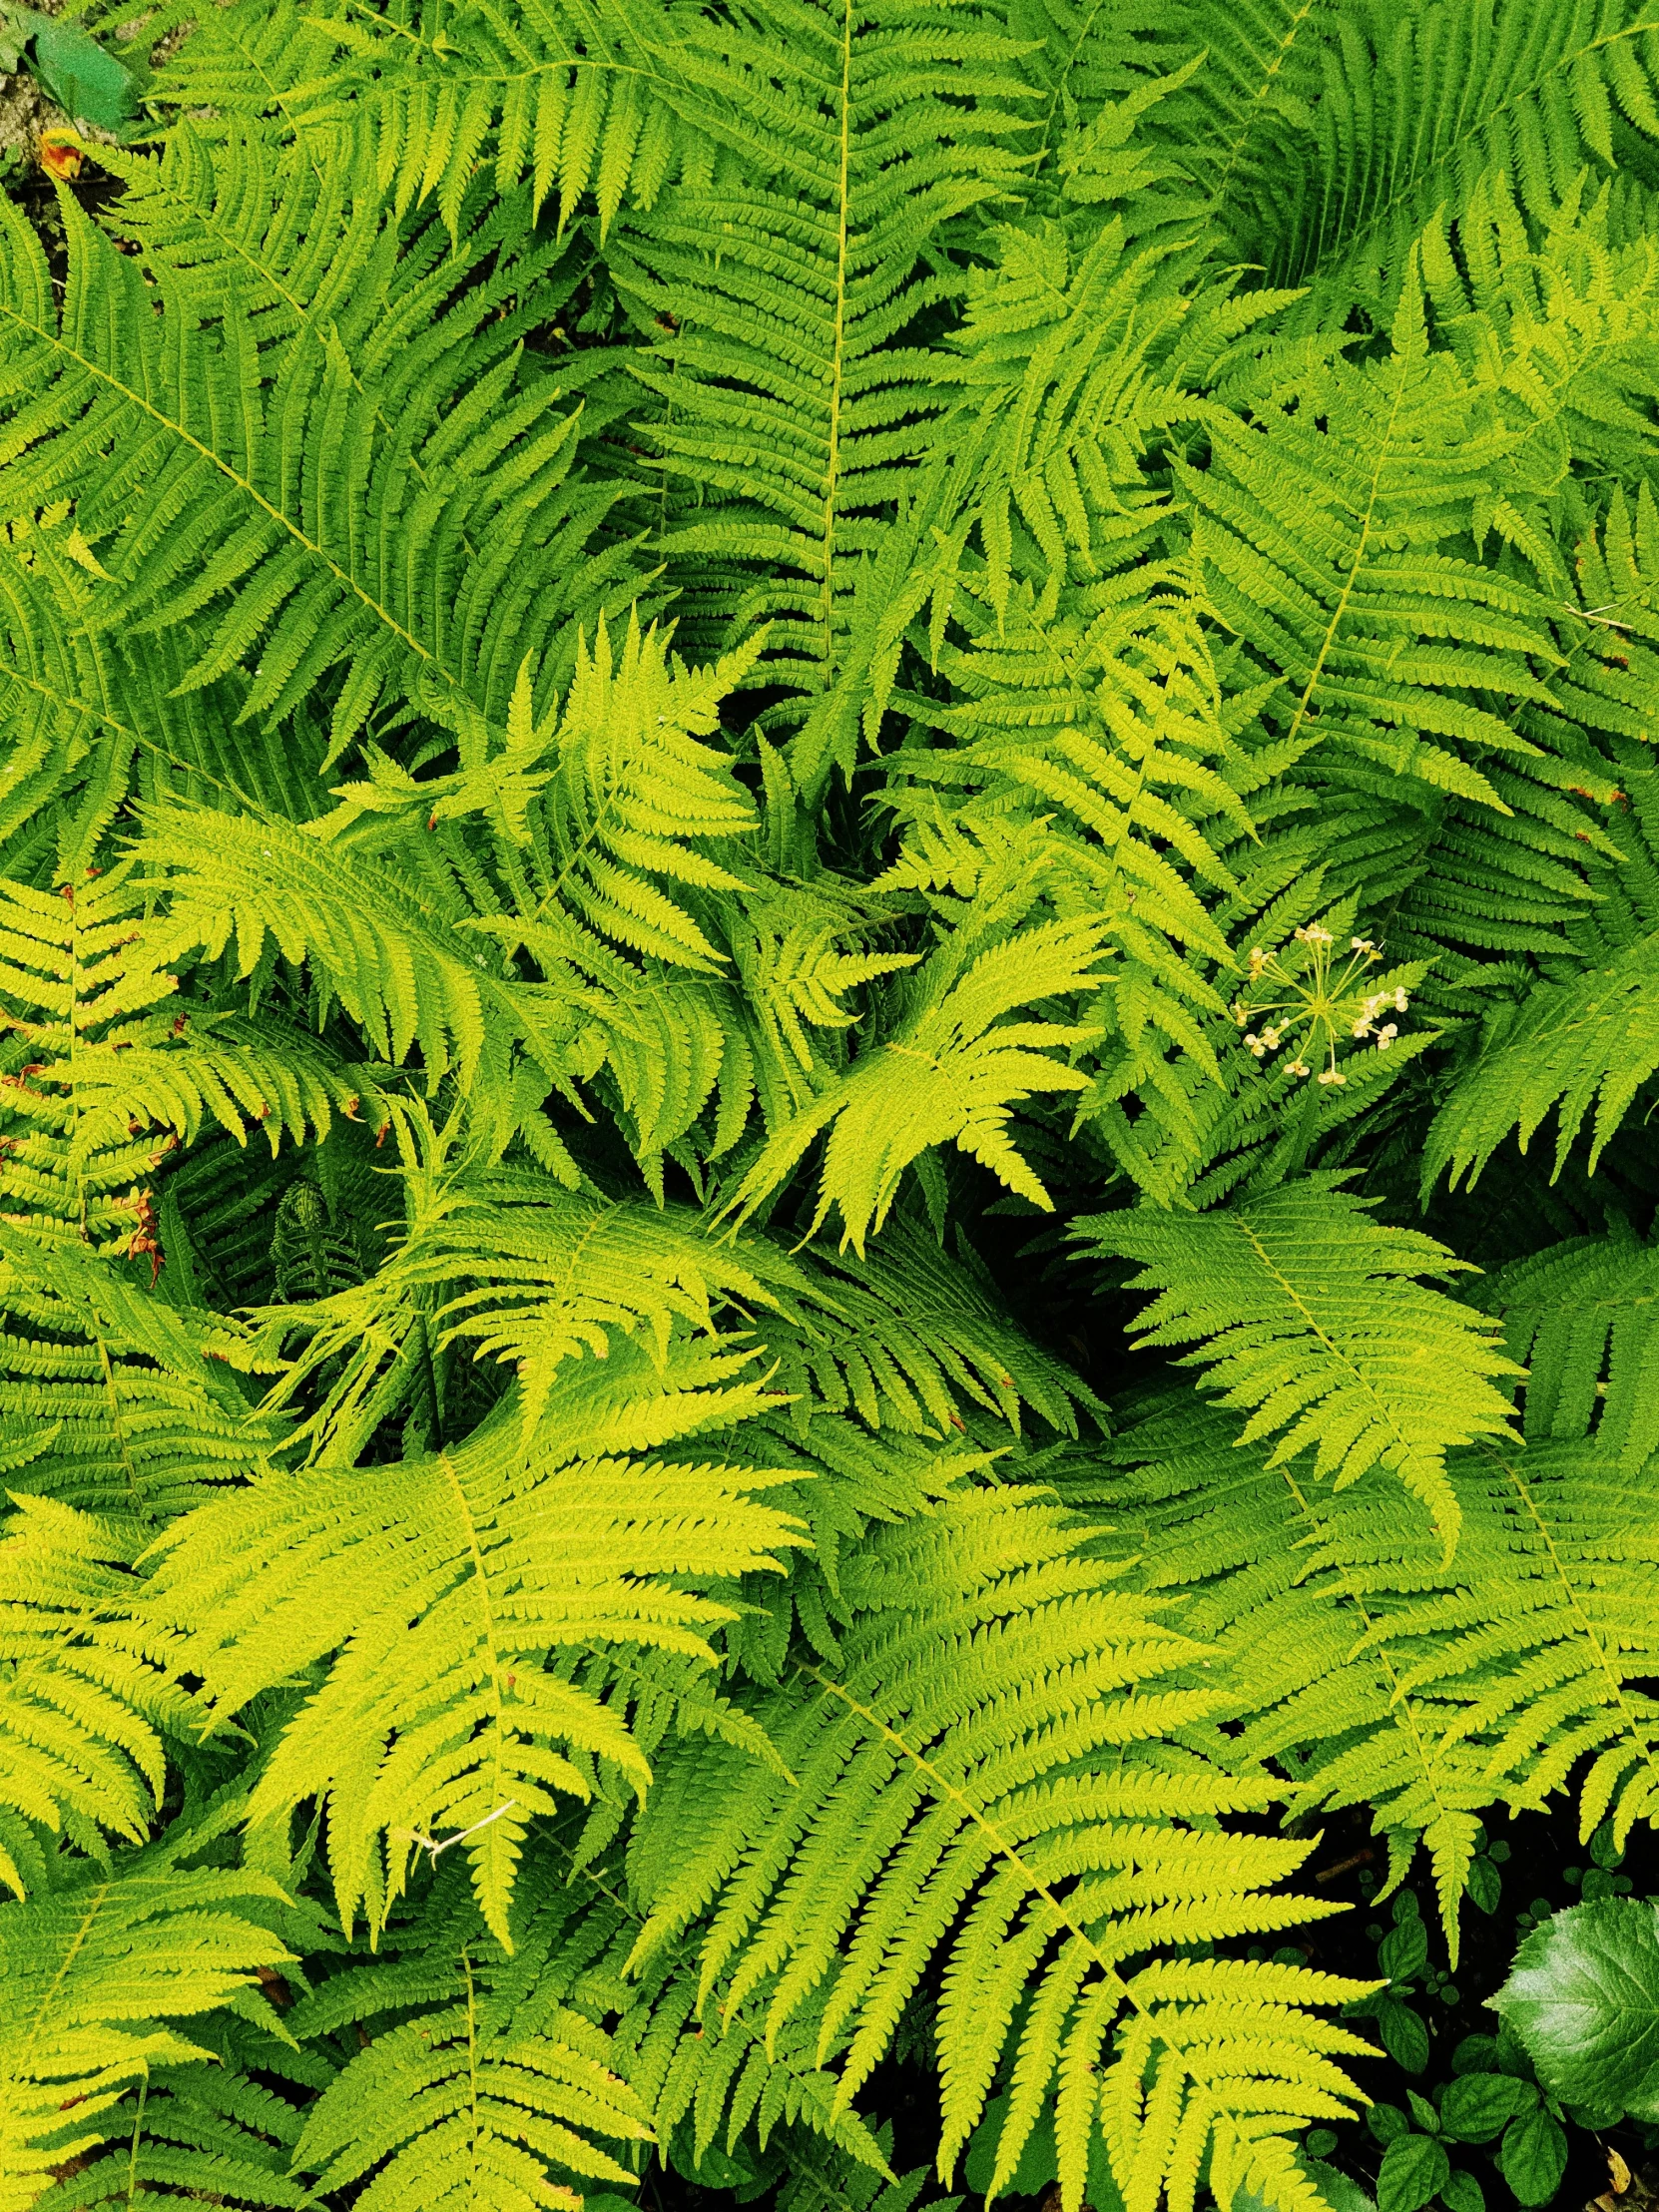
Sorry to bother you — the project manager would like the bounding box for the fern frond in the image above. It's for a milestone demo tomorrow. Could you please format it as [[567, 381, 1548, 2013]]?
[[1423, 927, 1659, 1189], [138, 1347, 804, 1942], [608, 0, 1032, 718], [727, 917, 1108, 1251], [0, 1845, 292, 2210], [295, 0, 713, 238], [30, 1998, 326, 2212], [1077, 1174, 1522, 1546], [1184, 270, 1570, 816], [626, 1480, 1375, 2212], [1475, 1224, 1659, 1465], [0, 1496, 196, 1896], [1215, 0, 1659, 308], [292, 1947, 652, 2210], [0, 177, 630, 759], [0, 1226, 286, 1520], [1086, 1388, 1659, 1952]]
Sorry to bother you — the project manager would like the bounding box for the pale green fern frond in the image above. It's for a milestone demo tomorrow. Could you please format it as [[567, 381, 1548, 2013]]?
[[726, 917, 1108, 1252], [626, 1480, 1375, 2212], [1086, 1389, 1659, 1949], [31, 2043, 319, 2212], [0, 1496, 195, 1899], [0, 1845, 292, 2212], [0, 1227, 286, 1521], [291, 1940, 652, 2210], [138, 1346, 804, 1943]]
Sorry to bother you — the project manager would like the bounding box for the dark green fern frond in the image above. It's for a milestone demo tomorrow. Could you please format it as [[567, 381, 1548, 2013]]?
[[1475, 1223, 1659, 1464], [1078, 1174, 1522, 1545], [607, 0, 1032, 719], [0, 179, 631, 759], [1422, 928, 1659, 1190], [1213, 0, 1659, 309]]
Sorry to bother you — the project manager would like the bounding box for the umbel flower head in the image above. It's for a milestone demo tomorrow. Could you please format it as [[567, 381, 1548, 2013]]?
[[1231, 924, 1408, 1086]]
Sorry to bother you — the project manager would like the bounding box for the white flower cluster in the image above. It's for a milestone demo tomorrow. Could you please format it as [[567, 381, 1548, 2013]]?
[[1232, 929, 1408, 1087]]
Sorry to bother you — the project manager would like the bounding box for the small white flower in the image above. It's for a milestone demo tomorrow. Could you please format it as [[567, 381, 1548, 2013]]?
[[1393, 987, 1408, 1012], [1318, 1068, 1348, 1086], [1288, 1059, 1312, 1078], [1352, 1016, 1374, 1038]]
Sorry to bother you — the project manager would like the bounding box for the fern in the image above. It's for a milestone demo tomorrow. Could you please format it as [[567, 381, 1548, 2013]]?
[[8, 8, 1659, 2208], [136, 1344, 804, 1942], [0, 177, 631, 760], [1209, 0, 1659, 309], [627, 1478, 1375, 2212], [291, 1942, 652, 2210], [607, 0, 1032, 720], [1423, 926, 1659, 1187], [1475, 1223, 1659, 1464], [1077, 1175, 1522, 1545], [0, 1496, 195, 1897], [1079, 1390, 1659, 1953], [0, 1834, 292, 2207]]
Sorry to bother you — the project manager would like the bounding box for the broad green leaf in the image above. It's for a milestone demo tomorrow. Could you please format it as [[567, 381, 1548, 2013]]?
[[1435, 2072, 1535, 2143], [1497, 2109, 1568, 2209], [1376, 2132, 1448, 2212], [1, 6, 142, 132], [1494, 1900, 1659, 2121]]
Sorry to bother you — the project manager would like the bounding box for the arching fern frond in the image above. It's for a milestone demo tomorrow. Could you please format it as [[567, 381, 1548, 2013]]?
[[297, 0, 716, 238], [31, 2040, 319, 2212], [137, 1346, 804, 1944], [1219, 0, 1659, 308], [726, 917, 1108, 1252], [0, 1226, 286, 1522], [0, 866, 367, 1248], [626, 1480, 1375, 2212], [290, 1936, 652, 2210], [0, 178, 630, 759], [0, 1843, 291, 2211], [1077, 1174, 1522, 1546], [0, 1496, 197, 1900], [1422, 928, 1659, 1189], [1080, 1390, 1659, 1955], [1183, 272, 1569, 818]]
